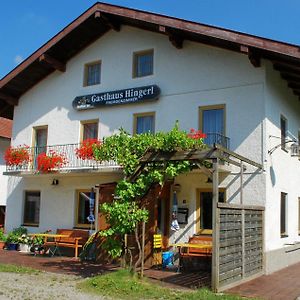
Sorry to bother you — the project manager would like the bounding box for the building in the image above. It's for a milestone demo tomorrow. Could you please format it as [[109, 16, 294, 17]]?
[[0, 2, 300, 290], [0, 118, 12, 228]]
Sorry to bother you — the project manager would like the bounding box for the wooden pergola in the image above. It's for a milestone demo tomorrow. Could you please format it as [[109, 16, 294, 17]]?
[[137, 144, 263, 291]]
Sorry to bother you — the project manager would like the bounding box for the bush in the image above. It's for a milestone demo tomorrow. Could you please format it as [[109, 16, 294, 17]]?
[[0, 230, 7, 242], [6, 227, 28, 244]]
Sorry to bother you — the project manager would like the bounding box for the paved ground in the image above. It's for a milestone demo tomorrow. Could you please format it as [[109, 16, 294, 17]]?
[[0, 249, 210, 290], [2, 249, 300, 299], [228, 262, 300, 300], [0, 248, 119, 277]]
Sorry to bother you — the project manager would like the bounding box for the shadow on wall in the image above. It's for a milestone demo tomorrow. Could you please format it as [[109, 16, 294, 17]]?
[[5, 176, 23, 231], [270, 166, 276, 186], [226, 168, 262, 204], [170, 217, 198, 244]]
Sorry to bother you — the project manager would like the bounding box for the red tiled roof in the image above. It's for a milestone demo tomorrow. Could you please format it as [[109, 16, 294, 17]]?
[[0, 117, 12, 139]]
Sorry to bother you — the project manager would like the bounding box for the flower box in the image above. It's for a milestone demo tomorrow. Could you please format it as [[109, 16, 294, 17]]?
[[75, 139, 101, 160], [37, 150, 67, 173], [187, 129, 207, 139], [4, 145, 30, 166]]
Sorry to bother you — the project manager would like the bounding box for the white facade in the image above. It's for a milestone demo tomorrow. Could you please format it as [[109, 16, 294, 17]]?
[[0, 138, 10, 206], [4, 26, 300, 273]]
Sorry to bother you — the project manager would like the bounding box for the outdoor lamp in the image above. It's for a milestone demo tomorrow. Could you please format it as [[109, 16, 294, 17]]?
[[51, 179, 59, 186]]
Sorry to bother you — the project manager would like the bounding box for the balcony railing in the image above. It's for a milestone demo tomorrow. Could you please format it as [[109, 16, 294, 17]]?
[[5, 143, 119, 173], [204, 133, 230, 149]]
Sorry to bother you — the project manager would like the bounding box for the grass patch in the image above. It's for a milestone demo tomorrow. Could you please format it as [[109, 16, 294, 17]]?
[[0, 263, 40, 274], [78, 269, 251, 300]]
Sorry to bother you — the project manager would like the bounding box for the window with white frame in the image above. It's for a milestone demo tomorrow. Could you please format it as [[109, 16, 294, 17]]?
[[134, 112, 155, 134], [84, 61, 101, 86], [133, 49, 154, 78], [23, 191, 40, 226], [81, 120, 98, 141]]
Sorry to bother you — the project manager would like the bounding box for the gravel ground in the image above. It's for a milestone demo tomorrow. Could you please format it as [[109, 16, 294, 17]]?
[[0, 271, 105, 300]]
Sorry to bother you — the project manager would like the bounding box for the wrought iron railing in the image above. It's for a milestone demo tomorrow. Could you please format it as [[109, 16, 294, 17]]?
[[204, 133, 230, 149], [5, 143, 119, 173]]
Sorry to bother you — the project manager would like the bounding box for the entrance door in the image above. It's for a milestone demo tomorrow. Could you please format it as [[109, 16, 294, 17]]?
[[96, 183, 116, 262], [197, 189, 225, 235], [142, 183, 171, 266], [155, 184, 171, 249], [33, 127, 48, 167]]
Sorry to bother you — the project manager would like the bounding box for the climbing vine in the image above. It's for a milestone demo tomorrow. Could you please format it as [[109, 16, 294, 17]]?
[[92, 123, 207, 265]]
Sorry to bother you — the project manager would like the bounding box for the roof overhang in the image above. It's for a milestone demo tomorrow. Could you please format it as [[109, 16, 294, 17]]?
[[1, 2, 300, 119]]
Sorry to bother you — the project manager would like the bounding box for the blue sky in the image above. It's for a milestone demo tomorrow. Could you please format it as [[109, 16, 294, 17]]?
[[1, 0, 300, 79]]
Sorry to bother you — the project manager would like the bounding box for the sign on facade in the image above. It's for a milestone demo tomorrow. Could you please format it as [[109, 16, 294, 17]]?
[[73, 85, 160, 110]]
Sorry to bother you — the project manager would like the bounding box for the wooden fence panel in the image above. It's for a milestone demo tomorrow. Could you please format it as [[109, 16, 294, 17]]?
[[216, 204, 264, 290]]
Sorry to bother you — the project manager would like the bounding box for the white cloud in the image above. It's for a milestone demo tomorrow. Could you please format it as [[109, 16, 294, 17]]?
[[14, 55, 24, 65]]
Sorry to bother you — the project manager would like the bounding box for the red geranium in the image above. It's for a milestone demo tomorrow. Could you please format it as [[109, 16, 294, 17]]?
[[4, 145, 31, 166], [187, 128, 207, 139], [75, 139, 101, 160], [37, 151, 67, 173]]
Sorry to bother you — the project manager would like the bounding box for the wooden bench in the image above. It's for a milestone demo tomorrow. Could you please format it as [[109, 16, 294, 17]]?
[[179, 235, 212, 257], [44, 229, 89, 258]]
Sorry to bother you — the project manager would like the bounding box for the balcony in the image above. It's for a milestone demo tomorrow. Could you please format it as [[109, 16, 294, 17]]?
[[204, 133, 230, 149], [5, 143, 120, 175]]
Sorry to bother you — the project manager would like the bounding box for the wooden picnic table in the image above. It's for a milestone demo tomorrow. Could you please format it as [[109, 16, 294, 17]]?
[[170, 243, 212, 249], [28, 233, 69, 256]]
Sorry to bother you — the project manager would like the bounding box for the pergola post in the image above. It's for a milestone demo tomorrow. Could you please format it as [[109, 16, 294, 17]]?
[[212, 157, 219, 292]]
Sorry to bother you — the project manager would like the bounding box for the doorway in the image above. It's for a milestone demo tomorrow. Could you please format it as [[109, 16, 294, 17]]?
[[196, 189, 225, 235]]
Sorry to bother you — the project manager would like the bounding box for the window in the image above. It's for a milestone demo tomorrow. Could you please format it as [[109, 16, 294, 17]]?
[[76, 190, 96, 228], [23, 191, 40, 226], [81, 120, 98, 141], [196, 189, 225, 234], [281, 115, 287, 151], [133, 49, 154, 78], [84, 61, 101, 86], [133, 112, 155, 134], [280, 192, 288, 237], [199, 105, 225, 147]]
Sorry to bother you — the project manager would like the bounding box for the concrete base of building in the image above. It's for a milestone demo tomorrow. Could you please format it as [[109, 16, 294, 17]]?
[[265, 244, 300, 274]]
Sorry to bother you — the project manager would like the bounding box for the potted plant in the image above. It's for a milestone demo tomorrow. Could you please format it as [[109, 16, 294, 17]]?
[[0, 230, 7, 250], [6, 232, 20, 250], [6, 226, 27, 251], [187, 128, 207, 139], [18, 234, 32, 252], [37, 150, 68, 173], [75, 139, 101, 160], [4, 145, 31, 167]]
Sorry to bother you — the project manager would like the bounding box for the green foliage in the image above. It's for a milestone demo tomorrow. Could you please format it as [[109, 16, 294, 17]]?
[[6, 227, 28, 244], [0, 263, 40, 274], [92, 122, 206, 258], [0, 230, 6, 242]]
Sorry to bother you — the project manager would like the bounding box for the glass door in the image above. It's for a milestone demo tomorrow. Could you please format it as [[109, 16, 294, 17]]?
[[33, 127, 48, 168], [197, 190, 225, 234]]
